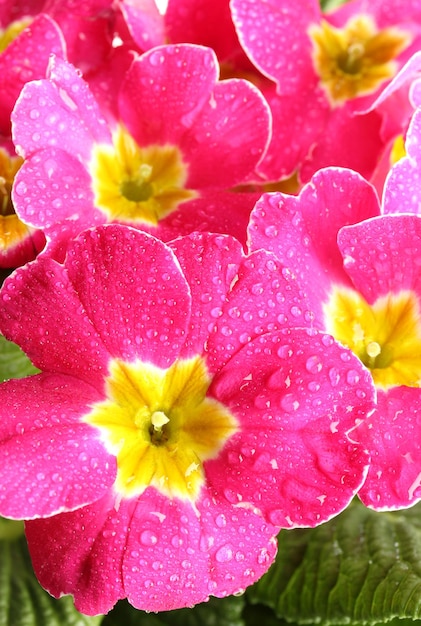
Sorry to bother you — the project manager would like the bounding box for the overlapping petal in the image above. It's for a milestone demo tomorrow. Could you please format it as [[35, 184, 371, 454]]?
[[0, 373, 115, 519], [0, 14, 65, 138], [0, 255, 111, 388], [357, 388, 421, 510], [208, 327, 374, 527], [383, 106, 421, 215], [338, 214, 421, 299], [248, 168, 381, 323], [65, 225, 191, 368], [12, 55, 110, 160]]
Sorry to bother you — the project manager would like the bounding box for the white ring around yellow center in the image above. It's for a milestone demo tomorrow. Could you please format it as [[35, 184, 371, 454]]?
[[83, 355, 239, 502]]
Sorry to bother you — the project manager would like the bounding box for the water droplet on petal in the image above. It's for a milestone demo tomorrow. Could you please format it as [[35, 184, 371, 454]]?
[[215, 514, 227, 528], [215, 544, 234, 563], [329, 367, 340, 387], [280, 393, 300, 412], [140, 530, 158, 546], [346, 369, 360, 385], [305, 355, 323, 374]]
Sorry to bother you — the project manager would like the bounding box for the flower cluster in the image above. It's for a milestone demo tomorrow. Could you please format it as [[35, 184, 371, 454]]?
[[1, 0, 421, 618]]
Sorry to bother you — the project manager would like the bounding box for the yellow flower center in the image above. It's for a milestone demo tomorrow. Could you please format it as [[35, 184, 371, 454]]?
[[324, 287, 421, 389], [0, 17, 32, 53], [89, 125, 197, 226], [309, 15, 411, 104], [84, 355, 238, 501], [0, 149, 30, 253]]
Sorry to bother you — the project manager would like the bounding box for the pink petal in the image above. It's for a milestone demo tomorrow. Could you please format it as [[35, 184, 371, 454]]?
[[256, 82, 330, 182], [383, 107, 421, 215], [173, 231, 313, 373], [205, 249, 314, 373], [195, 488, 278, 599], [231, 0, 320, 94], [329, 0, 421, 26], [248, 168, 380, 324], [84, 44, 136, 123], [179, 78, 271, 188], [170, 231, 244, 358], [338, 214, 421, 301], [65, 225, 191, 367], [25, 492, 130, 615], [25, 487, 278, 614], [119, 44, 219, 147], [120, 0, 165, 50], [357, 388, 421, 510], [157, 190, 260, 246], [300, 107, 385, 183], [0, 14, 65, 136], [0, 373, 115, 519], [119, 44, 271, 188], [0, 0, 46, 23], [208, 328, 374, 527], [12, 55, 110, 160], [12, 148, 95, 229], [165, 0, 251, 68], [47, 0, 117, 73], [0, 256, 111, 388]]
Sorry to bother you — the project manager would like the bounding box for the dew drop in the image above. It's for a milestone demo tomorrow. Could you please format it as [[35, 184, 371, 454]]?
[[140, 530, 158, 546], [215, 544, 234, 563], [346, 369, 360, 385], [264, 224, 278, 238], [290, 305, 302, 317], [280, 393, 300, 412], [305, 355, 322, 374], [15, 423, 25, 435], [14, 181, 28, 196], [329, 367, 340, 387], [215, 513, 227, 528]]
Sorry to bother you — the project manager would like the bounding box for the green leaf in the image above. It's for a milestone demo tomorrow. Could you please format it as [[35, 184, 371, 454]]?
[[102, 594, 245, 626], [247, 499, 421, 625], [0, 335, 39, 382], [0, 527, 101, 626]]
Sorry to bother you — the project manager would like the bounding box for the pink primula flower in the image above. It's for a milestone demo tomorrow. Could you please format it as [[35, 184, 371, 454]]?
[[0, 225, 374, 613], [11, 48, 270, 260], [248, 167, 421, 511], [231, 0, 421, 183]]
